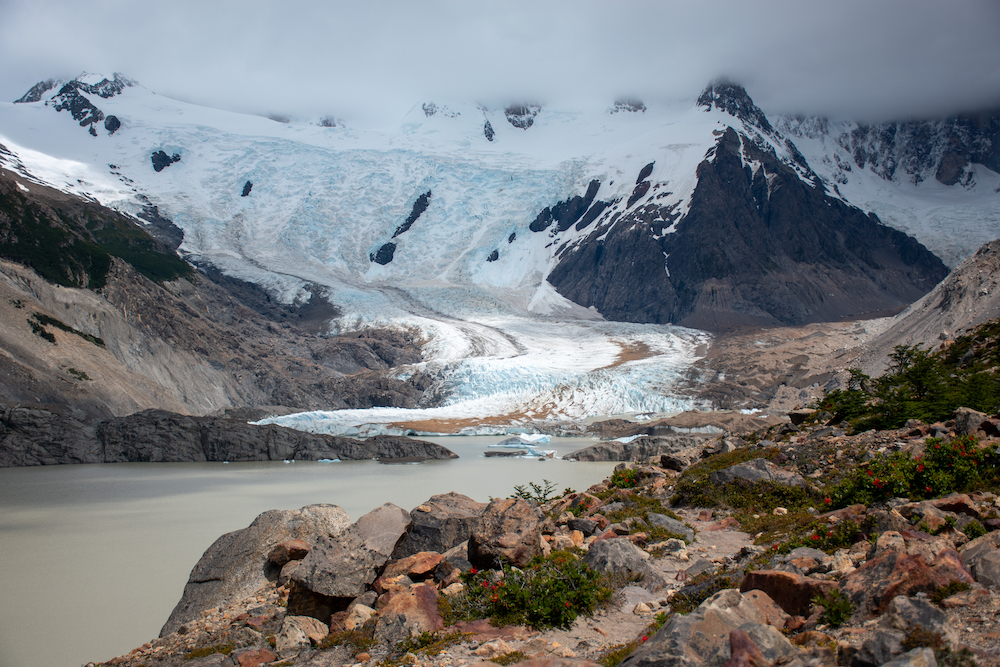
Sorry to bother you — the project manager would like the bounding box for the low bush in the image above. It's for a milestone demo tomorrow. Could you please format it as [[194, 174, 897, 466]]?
[[455, 550, 611, 630], [829, 435, 1000, 507]]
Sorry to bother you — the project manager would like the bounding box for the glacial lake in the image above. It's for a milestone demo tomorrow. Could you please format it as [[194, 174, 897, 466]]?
[[0, 436, 616, 667]]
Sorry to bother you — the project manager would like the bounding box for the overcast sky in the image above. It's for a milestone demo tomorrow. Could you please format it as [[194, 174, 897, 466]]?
[[1, 0, 999, 126]]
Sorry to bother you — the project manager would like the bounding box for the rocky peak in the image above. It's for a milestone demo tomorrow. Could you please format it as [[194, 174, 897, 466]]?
[[14, 78, 60, 104], [504, 104, 541, 129], [609, 98, 646, 114], [697, 80, 773, 134]]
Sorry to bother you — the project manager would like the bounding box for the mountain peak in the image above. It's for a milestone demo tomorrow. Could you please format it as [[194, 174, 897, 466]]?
[[14, 72, 136, 105], [697, 79, 772, 133]]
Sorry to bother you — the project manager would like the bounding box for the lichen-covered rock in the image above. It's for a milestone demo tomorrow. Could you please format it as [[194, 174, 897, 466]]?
[[620, 589, 794, 667], [709, 458, 806, 487], [288, 503, 412, 618], [583, 538, 669, 592], [468, 498, 543, 568], [393, 492, 485, 559]]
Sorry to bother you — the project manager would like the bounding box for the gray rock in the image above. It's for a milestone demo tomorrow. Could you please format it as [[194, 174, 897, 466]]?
[[973, 550, 1000, 588], [583, 539, 669, 591], [0, 404, 458, 467], [161, 504, 350, 636], [289, 503, 412, 610], [684, 558, 717, 579], [708, 458, 806, 487], [879, 595, 954, 644], [648, 513, 695, 542], [959, 530, 1000, 580], [953, 407, 989, 435], [468, 498, 543, 568], [860, 629, 907, 666], [564, 435, 714, 462], [568, 517, 600, 536], [619, 589, 795, 667], [881, 647, 939, 667], [275, 615, 329, 657], [392, 492, 485, 559]]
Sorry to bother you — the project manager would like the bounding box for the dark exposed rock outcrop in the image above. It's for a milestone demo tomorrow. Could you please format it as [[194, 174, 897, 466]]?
[[0, 405, 457, 467], [548, 126, 948, 331], [505, 104, 541, 129], [151, 150, 181, 172]]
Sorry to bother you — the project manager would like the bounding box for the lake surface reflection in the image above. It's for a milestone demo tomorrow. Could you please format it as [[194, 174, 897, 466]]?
[[0, 436, 615, 667]]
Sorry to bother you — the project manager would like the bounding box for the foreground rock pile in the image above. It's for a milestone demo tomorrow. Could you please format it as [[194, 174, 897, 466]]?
[[90, 407, 1000, 667]]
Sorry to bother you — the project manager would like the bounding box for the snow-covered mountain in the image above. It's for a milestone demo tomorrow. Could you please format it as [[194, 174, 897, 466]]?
[[0, 72, 995, 433]]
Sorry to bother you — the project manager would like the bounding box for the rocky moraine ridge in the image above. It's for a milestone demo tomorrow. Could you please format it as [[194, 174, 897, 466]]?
[[87, 404, 1000, 667]]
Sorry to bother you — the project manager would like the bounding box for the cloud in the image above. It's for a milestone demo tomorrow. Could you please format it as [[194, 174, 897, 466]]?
[[1, 0, 998, 124]]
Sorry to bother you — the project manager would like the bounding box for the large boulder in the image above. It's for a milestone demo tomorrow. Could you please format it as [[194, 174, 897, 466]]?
[[708, 458, 805, 487], [841, 547, 974, 618], [374, 582, 445, 644], [468, 498, 544, 568], [161, 504, 351, 636], [392, 492, 486, 559], [564, 435, 713, 462], [287, 503, 412, 619], [739, 570, 837, 617], [620, 589, 794, 667], [583, 538, 669, 591]]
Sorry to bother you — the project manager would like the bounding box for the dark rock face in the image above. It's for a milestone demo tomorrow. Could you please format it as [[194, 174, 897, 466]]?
[[104, 115, 121, 135], [151, 150, 181, 172], [484, 120, 495, 142], [486, 249, 499, 262], [242, 181, 253, 197], [468, 498, 543, 568], [392, 492, 486, 559], [529, 180, 601, 233], [14, 78, 57, 104], [393, 191, 431, 238], [0, 406, 457, 467], [371, 242, 396, 265], [610, 98, 646, 114], [507, 232, 516, 243], [548, 126, 948, 331], [505, 104, 541, 129], [848, 114, 1000, 186], [44, 75, 135, 130]]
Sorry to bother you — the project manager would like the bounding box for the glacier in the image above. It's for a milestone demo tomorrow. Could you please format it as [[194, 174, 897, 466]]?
[[0, 76, 996, 434]]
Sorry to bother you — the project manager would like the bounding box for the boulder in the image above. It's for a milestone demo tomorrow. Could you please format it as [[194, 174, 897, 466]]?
[[468, 498, 543, 568], [620, 589, 794, 667], [374, 582, 444, 644], [564, 435, 713, 462], [648, 513, 695, 542], [721, 629, 769, 667], [739, 570, 837, 617], [708, 459, 806, 487], [268, 539, 309, 568], [841, 548, 974, 618], [275, 616, 329, 657], [287, 503, 412, 619], [161, 504, 350, 636], [584, 538, 669, 591], [233, 648, 278, 667], [392, 492, 485, 559], [953, 407, 989, 435], [382, 552, 444, 580]]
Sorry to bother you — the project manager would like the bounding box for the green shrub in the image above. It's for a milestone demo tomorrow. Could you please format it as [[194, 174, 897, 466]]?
[[829, 435, 1000, 507], [813, 588, 853, 627], [609, 468, 639, 489], [511, 479, 558, 503], [456, 550, 611, 630]]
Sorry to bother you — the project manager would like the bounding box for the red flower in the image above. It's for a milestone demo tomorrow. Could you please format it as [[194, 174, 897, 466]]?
[[926, 486, 933, 493], [824, 497, 832, 504], [917, 464, 924, 472], [565, 601, 571, 608], [812, 535, 820, 540], [469, 567, 478, 575], [642, 636, 649, 643], [867, 470, 873, 476]]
